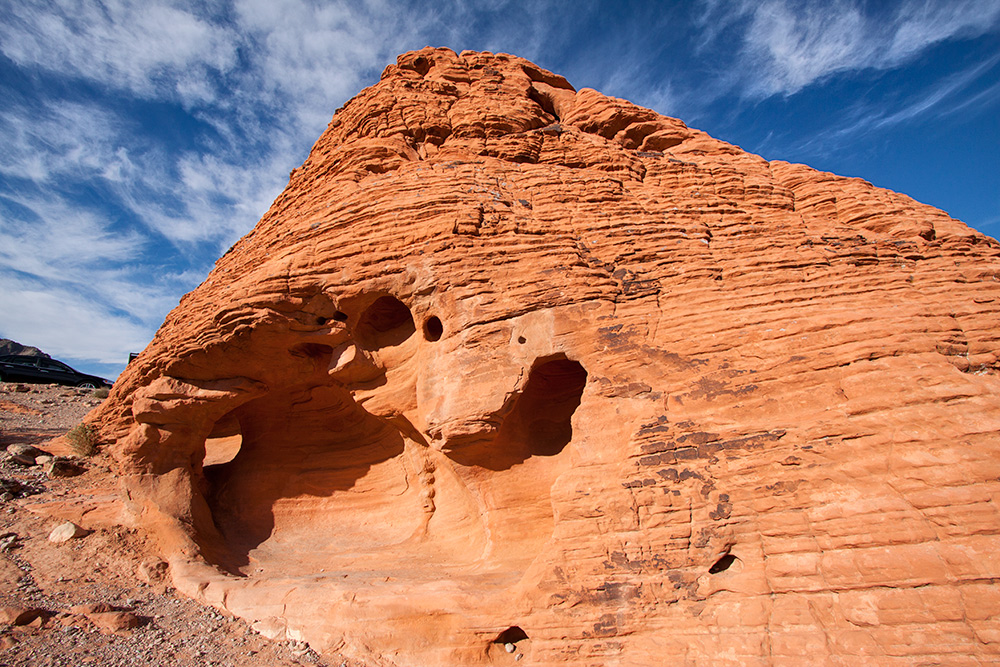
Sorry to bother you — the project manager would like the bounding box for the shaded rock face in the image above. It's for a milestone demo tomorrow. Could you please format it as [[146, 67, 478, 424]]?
[[92, 47, 1000, 665]]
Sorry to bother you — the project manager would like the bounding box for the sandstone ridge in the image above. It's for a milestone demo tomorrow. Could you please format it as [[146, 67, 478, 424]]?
[[91, 47, 1000, 665]]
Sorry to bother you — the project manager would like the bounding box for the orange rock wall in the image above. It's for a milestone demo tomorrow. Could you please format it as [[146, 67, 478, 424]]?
[[92, 47, 1000, 665]]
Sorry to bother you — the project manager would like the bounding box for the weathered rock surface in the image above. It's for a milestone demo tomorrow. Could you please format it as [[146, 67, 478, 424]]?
[[90, 47, 1000, 665]]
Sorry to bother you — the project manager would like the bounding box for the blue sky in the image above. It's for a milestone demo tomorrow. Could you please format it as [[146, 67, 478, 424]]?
[[1, 0, 998, 381]]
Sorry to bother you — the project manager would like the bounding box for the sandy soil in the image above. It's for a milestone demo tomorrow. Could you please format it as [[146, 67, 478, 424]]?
[[0, 382, 355, 667]]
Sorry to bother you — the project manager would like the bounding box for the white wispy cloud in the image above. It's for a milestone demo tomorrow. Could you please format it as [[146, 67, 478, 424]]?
[[779, 52, 1000, 157], [0, 273, 155, 366], [0, 0, 239, 106], [888, 0, 1000, 62], [0, 100, 128, 184], [719, 0, 1000, 98]]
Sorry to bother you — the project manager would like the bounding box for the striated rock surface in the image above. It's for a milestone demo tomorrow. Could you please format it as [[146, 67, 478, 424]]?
[[91, 47, 1000, 665]]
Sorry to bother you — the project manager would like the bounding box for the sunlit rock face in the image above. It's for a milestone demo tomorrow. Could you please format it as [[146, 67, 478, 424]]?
[[92, 47, 1000, 666]]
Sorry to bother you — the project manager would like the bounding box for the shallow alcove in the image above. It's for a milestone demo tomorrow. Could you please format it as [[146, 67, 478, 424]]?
[[709, 552, 743, 575], [354, 295, 415, 349], [202, 387, 417, 570], [446, 355, 587, 470], [486, 625, 531, 662]]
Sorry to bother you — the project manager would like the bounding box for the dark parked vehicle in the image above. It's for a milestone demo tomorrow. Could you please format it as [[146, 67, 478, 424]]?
[[0, 355, 112, 388]]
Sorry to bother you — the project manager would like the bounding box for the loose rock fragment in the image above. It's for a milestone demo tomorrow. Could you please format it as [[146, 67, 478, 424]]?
[[0, 606, 45, 626], [48, 521, 90, 543], [0, 532, 18, 551], [45, 459, 86, 478], [90, 610, 141, 633], [6, 444, 48, 466]]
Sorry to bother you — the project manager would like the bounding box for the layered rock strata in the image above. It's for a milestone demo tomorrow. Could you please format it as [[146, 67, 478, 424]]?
[[91, 47, 1000, 665]]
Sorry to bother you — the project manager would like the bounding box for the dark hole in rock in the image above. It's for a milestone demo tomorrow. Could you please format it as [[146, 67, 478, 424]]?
[[517, 336, 526, 344], [516, 357, 587, 457], [355, 296, 415, 349], [709, 553, 738, 574], [316, 316, 328, 325], [450, 356, 587, 470], [423, 316, 443, 341], [289, 343, 334, 359], [332, 310, 348, 322], [410, 56, 431, 76], [494, 626, 528, 644], [528, 85, 559, 121]]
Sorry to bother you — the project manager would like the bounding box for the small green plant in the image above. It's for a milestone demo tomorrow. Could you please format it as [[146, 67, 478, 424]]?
[[93, 387, 110, 399], [66, 423, 97, 457]]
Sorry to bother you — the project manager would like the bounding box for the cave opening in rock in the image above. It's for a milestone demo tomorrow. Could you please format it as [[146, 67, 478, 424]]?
[[201, 387, 412, 571], [494, 626, 529, 644], [513, 356, 588, 458], [203, 411, 243, 467], [448, 355, 587, 470], [355, 295, 415, 349]]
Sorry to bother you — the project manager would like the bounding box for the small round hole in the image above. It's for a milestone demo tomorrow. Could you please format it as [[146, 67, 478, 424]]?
[[316, 316, 328, 325], [517, 336, 526, 344], [423, 316, 443, 341], [332, 311, 348, 322]]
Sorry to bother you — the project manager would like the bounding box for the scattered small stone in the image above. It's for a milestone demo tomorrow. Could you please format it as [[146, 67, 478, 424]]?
[[70, 602, 114, 615], [505, 642, 516, 653], [0, 532, 18, 551], [48, 521, 91, 543], [0, 478, 24, 499], [289, 640, 311, 657]]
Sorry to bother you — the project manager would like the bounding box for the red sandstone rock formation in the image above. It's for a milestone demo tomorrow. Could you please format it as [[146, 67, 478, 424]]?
[[91, 47, 1000, 665]]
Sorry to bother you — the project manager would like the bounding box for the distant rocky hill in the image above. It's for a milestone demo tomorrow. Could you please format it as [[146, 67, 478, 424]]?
[[0, 338, 50, 358]]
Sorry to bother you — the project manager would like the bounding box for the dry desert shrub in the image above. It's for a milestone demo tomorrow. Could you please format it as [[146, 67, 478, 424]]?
[[66, 423, 97, 457]]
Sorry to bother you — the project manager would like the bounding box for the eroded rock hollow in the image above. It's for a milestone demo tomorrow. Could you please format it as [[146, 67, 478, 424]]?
[[92, 47, 1000, 665]]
